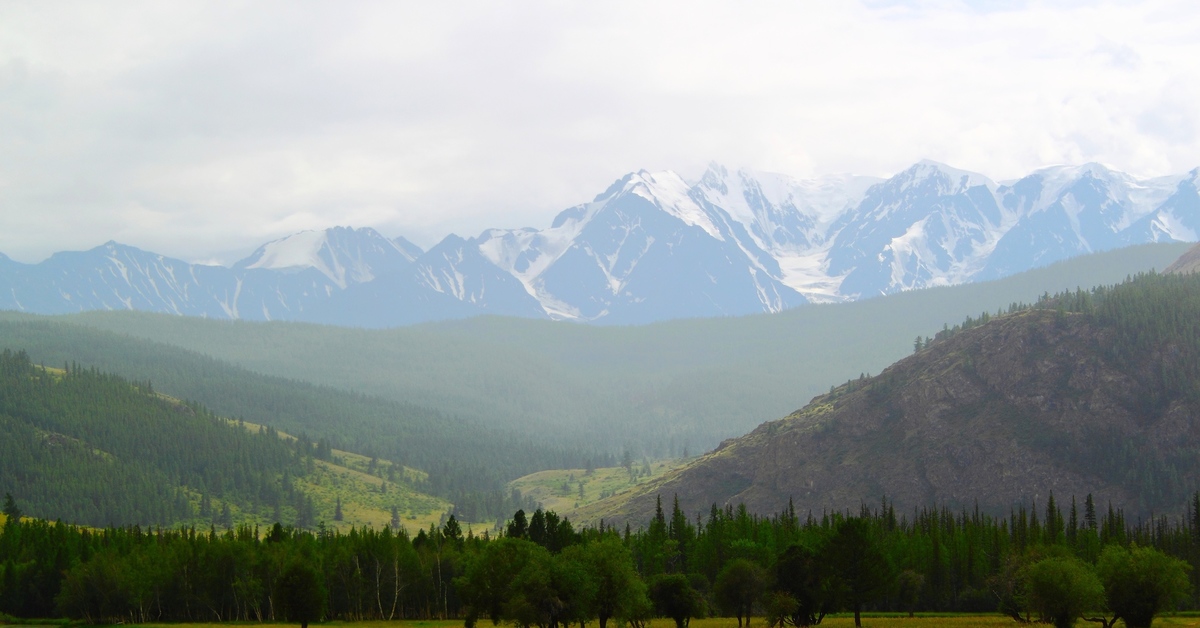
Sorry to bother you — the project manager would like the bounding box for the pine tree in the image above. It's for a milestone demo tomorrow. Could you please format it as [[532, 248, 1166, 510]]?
[[333, 496, 344, 522], [2, 493, 20, 523]]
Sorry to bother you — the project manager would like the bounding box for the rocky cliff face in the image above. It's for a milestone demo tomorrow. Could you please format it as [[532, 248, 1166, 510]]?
[[579, 303, 1200, 525]]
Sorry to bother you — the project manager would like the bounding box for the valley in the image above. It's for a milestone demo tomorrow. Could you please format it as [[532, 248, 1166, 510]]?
[[507, 458, 687, 515], [7, 4, 1200, 624], [1, 242, 1185, 461], [5, 243, 1200, 628]]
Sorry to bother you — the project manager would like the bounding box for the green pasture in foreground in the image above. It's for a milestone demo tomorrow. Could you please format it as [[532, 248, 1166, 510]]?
[[124, 615, 1200, 628]]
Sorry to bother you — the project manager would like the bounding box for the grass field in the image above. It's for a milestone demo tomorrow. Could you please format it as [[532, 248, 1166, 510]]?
[[218, 418, 456, 534], [509, 460, 687, 514], [128, 615, 1200, 628]]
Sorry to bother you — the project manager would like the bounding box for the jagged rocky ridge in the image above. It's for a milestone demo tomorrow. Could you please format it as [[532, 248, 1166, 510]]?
[[570, 269, 1200, 525], [1, 161, 1197, 326]]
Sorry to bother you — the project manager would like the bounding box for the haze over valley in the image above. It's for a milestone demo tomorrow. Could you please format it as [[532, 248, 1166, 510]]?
[[5, 3, 1200, 625]]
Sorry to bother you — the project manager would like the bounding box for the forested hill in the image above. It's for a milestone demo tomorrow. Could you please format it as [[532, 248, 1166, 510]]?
[[577, 270, 1200, 526], [0, 322, 592, 522], [0, 349, 309, 526]]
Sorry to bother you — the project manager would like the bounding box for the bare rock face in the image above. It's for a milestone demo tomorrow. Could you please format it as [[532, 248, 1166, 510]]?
[[1164, 243, 1200, 275], [579, 307, 1200, 527]]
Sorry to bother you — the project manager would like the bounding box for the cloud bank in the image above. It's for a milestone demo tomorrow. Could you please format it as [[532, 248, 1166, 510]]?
[[1, 0, 1197, 263]]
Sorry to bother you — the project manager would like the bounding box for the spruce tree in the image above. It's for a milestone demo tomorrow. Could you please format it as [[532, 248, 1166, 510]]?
[[2, 493, 20, 523]]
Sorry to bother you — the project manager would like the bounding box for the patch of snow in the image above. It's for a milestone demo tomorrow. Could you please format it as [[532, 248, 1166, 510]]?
[[627, 170, 724, 240], [107, 256, 131, 285], [1149, 209, 1198, 242], [790, 173, 882, 228], [1023, 163, 1173, 229], [478, 204, 607, 317], [775, 250, 848, 303], [904, 160, 996, 195], [245, 230, 329, 271], [1125, 173, 1188, 228], [1058, 193, 1090, 252]]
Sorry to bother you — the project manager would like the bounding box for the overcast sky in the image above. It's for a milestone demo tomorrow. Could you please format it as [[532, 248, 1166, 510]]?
[[1, 1, 1198, 264]]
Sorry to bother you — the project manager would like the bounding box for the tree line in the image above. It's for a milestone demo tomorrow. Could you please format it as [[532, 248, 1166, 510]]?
[[3, 491, 1200, 627]]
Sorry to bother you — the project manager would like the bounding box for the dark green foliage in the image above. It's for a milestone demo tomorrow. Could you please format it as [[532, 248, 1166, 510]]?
[[8, 492, 1200, 624], [649, 573, 705, 628], [509, 545, 592, 628], [1094, 545, 1191, 628], [1023, 556, 1104, 628], [773, 544, 832, 626], [824, 518, 892, 627], [713, 558, 767, 627], [895, 569, 923, 618], [279, 560, 327, 628], [459, 537, 530, 624], [1, 494, 18, 523], [564, 538, 649, 628], [54, 551, 132, 624]]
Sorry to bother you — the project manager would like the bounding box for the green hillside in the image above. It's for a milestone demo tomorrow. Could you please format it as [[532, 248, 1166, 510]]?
[[0, 323, 578, 521], [0, 349, 457, 529], [9, 242, 1185, 458]]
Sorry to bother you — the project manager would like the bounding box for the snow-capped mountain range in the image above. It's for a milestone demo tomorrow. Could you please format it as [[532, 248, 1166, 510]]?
[[2, 160, 1197, 326]]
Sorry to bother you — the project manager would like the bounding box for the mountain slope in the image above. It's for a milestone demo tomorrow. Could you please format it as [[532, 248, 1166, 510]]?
[[0, 347, 452, 530], [0, 318, 580, 521], [576, 270, 1200, 525], [0, 350, 306, 527], [477, 168, 811, 323], [11, 242, 1188, 460], [0, 227, 421, 322], [2, 162, 1195, 326]]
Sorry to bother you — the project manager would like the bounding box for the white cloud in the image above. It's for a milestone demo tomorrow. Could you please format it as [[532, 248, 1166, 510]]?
[[0, 0, 1197, 263]]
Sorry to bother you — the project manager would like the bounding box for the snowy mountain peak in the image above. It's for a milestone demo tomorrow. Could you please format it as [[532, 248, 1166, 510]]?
[[622, 170, 724, 239], [1029, 162, 1127, 196], [1, 160, 1196, 328], [236, 226, 410, 289], [902, 160, 996, 194], [698, 162, 732, 193], [240, 229, 330, 272], [1015, 162, 1183, 228]]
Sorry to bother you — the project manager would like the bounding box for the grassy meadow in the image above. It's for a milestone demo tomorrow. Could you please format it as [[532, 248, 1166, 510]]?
[[127, 615, 1200, 628], [224, 419, 454, 533], [159, 418, 456, 534], [508, 459, 687, 514]]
